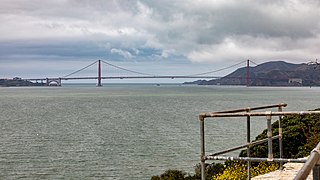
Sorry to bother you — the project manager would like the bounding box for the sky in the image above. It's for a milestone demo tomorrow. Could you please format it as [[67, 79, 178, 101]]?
[[0, 0, 320, 83]]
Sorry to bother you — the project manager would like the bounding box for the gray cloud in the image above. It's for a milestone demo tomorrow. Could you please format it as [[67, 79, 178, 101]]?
[[1, 0, 320, 78], [111, 48, 135, 59]]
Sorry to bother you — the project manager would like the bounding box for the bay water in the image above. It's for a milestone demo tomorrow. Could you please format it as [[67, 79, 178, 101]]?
[[0, 84, 319, 179]]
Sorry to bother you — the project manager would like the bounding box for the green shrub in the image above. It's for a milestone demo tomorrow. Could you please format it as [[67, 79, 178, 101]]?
[[151, 176, 160, 180], [193, 163, 225, 179], [151, 170, 187, 180], [151, 163, 225, 180], [240, 111, 320, 159], [213, 162, 279, 180]]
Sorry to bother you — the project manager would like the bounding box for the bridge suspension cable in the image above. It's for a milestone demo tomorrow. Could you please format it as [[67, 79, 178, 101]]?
[[60, 59, 259, 79], [249, 60, 259, 66], [186, 60, 247, 76], [101, 60, 156, 76], [62, 60, 98, 78]]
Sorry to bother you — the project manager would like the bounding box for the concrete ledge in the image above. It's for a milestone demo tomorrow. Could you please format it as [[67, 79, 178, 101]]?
[[253, 158, 313, 180]]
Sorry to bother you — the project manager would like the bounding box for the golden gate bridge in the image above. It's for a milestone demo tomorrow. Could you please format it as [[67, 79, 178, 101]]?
[[22, 59, 253, 86]]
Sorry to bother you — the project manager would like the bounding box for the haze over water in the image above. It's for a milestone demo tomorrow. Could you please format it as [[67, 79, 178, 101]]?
[[0, 84, 319, 179]]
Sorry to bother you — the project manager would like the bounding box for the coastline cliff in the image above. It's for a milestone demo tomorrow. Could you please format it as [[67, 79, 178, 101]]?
[[184, 61, 320, 86]]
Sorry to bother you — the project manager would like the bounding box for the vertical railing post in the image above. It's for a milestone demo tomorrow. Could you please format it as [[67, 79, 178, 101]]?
[[313, 164, 320, 180], [278, 106, 283, 169], [266, 111, 273, 160], [246, 108, 251, 179], [200, 115, 205, 180], [97, 60, 102, 87]]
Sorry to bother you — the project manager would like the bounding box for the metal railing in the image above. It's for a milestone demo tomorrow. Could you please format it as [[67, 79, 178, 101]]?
[[294, 142, 320, 180], [199, 103, 320, 180]]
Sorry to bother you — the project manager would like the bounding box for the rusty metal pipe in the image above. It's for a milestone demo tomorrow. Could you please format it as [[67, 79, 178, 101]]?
[[200, 116, 205, 180], [212, 103, 287, 114], [206, 156, 307, 163], [208, 135, 279, 157], [294, 142, 320, 180], [266, 112, 273, 160], [278, 106, 284, 169], [247, 110, 251, 180], [201, 111, 320, 118]]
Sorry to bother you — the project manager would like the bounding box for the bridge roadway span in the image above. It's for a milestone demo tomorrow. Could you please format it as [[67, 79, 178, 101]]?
[[24, 76, 222, 81]]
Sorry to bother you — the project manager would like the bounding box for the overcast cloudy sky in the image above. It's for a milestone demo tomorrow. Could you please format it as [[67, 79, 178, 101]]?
[[1, 0, 319, 82]]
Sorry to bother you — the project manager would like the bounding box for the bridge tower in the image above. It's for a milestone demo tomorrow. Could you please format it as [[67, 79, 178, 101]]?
[[246, 59, 250, 87], [97, 60, 102, 86]]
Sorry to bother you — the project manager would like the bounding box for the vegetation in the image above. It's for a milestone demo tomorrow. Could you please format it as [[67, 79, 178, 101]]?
[[239, 110, 320, 158], [151, 111, 320, 179], [151, 163, 225, 180], [185, 61, 320, 86], [151, 170, 187, 180], [213, 161, 279, 180]]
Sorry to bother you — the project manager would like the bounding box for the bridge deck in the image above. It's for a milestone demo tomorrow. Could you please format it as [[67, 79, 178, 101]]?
[[24, 76, 222, 81]]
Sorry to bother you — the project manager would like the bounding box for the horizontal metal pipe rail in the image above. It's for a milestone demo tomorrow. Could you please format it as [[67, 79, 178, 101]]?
[[199, 103, 320, 180], [208, 135, 280, 157], [294, 142, 320, 180], [212, 103, 287, 114], [206, 156, 307, 163], [200, 111, 320, 118]]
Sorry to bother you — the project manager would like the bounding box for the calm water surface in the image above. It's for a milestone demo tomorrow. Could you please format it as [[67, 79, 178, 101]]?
[[0, 85, 319, 179]]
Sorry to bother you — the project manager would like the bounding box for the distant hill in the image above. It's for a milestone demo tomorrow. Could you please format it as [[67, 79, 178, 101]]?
[[184, 61, 320, 86], [0, 78, 45, 87]]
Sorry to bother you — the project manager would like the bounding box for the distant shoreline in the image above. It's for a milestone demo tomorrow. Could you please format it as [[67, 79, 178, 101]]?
[[0, 79, 45, 87]]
